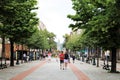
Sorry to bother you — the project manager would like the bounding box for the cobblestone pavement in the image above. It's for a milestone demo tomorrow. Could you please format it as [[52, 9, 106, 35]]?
[[0, 58, 119, 80]]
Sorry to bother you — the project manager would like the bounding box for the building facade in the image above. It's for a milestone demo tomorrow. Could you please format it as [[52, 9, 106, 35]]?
[[37, 21, 46, 30]]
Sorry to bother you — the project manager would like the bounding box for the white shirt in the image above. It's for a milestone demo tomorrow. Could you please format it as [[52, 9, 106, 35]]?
[[105, 50, 110, 56]]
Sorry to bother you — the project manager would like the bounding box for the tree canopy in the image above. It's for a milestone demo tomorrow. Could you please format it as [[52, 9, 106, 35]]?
[[67, 0, 120, 72], [68, 0, 120, 49], [0, 0, 39, 66]]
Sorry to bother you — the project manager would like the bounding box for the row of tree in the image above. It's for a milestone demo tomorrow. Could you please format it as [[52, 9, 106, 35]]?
[[0, 0, 56, 66], [64, 0, 120, 73]]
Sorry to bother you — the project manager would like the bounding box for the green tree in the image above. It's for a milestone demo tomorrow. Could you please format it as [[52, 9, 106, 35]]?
[[47, 32, 56, 51], [26, 29, 50, 50], [63, 34, 70, 48], [68, 0, 120, 72], [0, 0, 39, 66]]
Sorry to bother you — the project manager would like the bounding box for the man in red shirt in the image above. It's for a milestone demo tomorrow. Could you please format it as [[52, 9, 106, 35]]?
[[59, 51, 64, 70]]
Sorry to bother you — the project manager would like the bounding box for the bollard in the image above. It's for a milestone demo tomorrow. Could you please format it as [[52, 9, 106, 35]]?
[[92, 57, 96, 65]]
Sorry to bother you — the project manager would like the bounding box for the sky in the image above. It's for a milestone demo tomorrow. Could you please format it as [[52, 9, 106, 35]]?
[[37, 0, 75, 43]]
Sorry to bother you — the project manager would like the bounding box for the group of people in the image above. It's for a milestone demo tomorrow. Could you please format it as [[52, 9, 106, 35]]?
[[59, 50, 72, 70], [59, 51, 69, 70]]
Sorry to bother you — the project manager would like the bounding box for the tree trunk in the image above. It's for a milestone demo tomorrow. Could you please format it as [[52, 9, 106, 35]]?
[[21, 44, 23, 63], [10, 38, 14, 66], [111, 47, 117, 72], [96, 47, 99, 67], [88, 47, 90, 56], [2, 36, 6, 65], [2, 36, 5, 58], [1, 36, 5, 68]]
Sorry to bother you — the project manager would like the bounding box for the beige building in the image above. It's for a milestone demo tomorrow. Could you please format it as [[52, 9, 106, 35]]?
[[37, 21, 46, 30]]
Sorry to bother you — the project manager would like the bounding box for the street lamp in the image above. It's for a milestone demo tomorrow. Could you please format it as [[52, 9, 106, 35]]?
[[16, 45, 19, 65], [92, 55, 96, 65], [16, 51, 19, 65]]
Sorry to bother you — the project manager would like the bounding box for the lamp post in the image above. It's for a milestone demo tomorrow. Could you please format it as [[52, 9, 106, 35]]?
[[92, 53, 96, 65], [92, 56, 96, 65], [16, 51, 19, 65], [16, 45, 19, 65]]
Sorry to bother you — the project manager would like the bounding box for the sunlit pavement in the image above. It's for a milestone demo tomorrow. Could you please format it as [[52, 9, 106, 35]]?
[[0, 58, 120, 80]]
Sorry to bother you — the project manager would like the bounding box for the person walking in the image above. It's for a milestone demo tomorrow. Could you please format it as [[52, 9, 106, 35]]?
[[23, 53, 27, 62], [64, 50, 69, 69], [47, 51, 52, 62], [105, 50, 110, 65], [59, 51, 64, 70], [72, 54, 76, 63], [55, 54, 59, 62]]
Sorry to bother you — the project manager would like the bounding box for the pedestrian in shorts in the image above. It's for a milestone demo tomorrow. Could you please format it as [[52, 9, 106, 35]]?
[[59, 51, 64, 70]]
